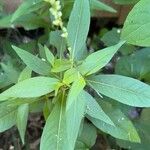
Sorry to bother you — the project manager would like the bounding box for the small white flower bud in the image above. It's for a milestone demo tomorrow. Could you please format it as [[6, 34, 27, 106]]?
[[61, 32, 68, 38], [68, 47, 71, 52]]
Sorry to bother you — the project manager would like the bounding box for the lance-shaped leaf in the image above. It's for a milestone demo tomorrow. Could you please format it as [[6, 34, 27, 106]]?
[[84, 91, 114, 126], [66, 91, 86, 149], [0, 77, 59, 101], [0, 101, 17, 132], [49, 30, 66, 59], [63, 68, 79, 84], [18, 67, 32, 82], [1, 63, 19, 84], [51, 59, 71, 73], [87, 75, 150, 107], [44, 45, 54, 66], [121, 0, 150, 47], [66, 75, 86, 110], [78, 41, 125, 76], [11, 0, 44, 22], [40, 93, 70, 150], [75, 122, 97, 149], [88, 100, 140, 142], [17, 67, 31, 144], [67, 0, 90, 60], [17, 104, 29, 144], [12, 45, 51, 76]]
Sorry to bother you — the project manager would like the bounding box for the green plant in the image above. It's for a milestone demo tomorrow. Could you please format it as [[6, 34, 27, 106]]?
[[0, 0, 150, 149]]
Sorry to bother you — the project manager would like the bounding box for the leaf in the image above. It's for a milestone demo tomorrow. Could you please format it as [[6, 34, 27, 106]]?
[[11, 0, 44, 22], [88, 100, 140, 142], [63, 68, 79, 84], [87, 75, 150, 107], [0, 101, 17, 132], [117, 108, 150, 150], [78, 41, 125, 76], [1, 63, 19, 83], [67, 0, 90, 60], [17, 104, 29, 144], [0, 13, 48, 30], [66, 90, 86, 149], [101, 28, 135, 55], [38, 43, 46, 60], [121, 0, 150, 47], [12, 45, 51, 76], [15, 13, 49, 30], [66, 75, 86, 110], [40, 93, 70, 150], [0, 77, 59, 101], [43, 100, 53, 120], [0, 73, 11, 89], [29, 100, 44, 113], [90, 0, 116, 12], [18, 67, 32, 82], [0, 15, 12, 28], [75, 122, 97, 149], [115, 48, 150, 82], [84, 91, 114, 126], [49, 30, 66, 59], [51, 59, 71, 73], [6, 98, 38, 108], [75, 43, 88, 61], [44, 45, 54, 66]]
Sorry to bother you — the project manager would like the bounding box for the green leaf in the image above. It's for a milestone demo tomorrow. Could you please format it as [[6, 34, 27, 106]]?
[[6, 98, 38, 108], [115, 48, 150, 82], [88, 100, 140, 142], [0, 101, 17, 132], [78, 41, 125, 76], [84, 91, 114, 126], [66, 90, 86, 149], [87, 75, 150, 107], [90, 0, 116, 12], [11, 0, 44, 22], [51, 59, 71, 73], [18, 67, 32, 82], [66, 75, 86, 110], [67, 0, 90, 60], [1, 63, 19, 84], [0, 15, 12, 28], [12, 45, 51, 76], [15, 13, 49, 30], [29, 100, 44, 113], [101, 28, 135, 55], [121, 0, 150, 46], [44, 45, 54, 66], [0, 13, 48, 30], [117, 108, 150, 150], [49, 30, 66, 59], [38, 43, 46, 60], [17, 104, 29, 144], [40, 93, 70, 150], [0, 73, 11, 89], [75, 122, 97, 149], [0, 77, 59, 101], [43, 100, 53, 120], [63, 68, 79, 84]]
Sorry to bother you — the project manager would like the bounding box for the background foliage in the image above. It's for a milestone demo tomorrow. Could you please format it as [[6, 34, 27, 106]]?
[[0, 0, 150, 150]]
